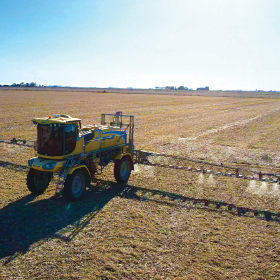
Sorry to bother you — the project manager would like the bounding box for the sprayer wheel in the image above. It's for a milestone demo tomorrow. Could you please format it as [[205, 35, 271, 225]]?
[[114, 157, 132, 184], [63, 170, 87, 201], [27, 168, 52, 194]]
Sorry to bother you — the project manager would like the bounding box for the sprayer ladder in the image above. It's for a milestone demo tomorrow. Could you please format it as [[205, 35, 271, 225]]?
[[55, 156, 76, 195]]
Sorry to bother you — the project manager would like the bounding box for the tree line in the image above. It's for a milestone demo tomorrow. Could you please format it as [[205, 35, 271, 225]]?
[[0, 82, 38, 87], [165, 86, 191, 90], [155, 86, 209, 91]]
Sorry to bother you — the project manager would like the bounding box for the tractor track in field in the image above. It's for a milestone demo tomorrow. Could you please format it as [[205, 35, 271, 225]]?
[[0, 160, 29, 172], [179, 108, 280, 141]]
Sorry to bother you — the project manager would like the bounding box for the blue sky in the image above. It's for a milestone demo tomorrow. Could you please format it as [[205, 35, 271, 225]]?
[[0, 0, 280, 90]]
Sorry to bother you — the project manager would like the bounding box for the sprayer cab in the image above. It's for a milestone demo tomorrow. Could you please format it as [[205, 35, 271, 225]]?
[[32, 115, 81, 157]]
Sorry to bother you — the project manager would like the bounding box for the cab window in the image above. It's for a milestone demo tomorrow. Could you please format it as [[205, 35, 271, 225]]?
[[64, 123, 78, 154], [37, 124, 63, 156]]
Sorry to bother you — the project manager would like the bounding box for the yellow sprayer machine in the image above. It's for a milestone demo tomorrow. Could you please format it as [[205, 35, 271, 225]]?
[[27, 112, 134, 201]]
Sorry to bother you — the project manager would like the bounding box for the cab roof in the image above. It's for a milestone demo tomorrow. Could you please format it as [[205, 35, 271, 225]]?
[[32, 114, 81, 125]]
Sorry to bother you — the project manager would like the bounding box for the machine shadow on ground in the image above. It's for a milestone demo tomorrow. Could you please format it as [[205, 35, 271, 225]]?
[[1, 176, 279, 263], [0, 181, 126, 262]]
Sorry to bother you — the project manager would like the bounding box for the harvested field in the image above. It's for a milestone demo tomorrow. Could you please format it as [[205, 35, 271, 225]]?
[[1, 89, 280, 279], [2, 86, 280, 98]]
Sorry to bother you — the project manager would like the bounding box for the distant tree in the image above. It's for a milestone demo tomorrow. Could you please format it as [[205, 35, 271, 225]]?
[[197, 86, 209, 91], [178, 86, 189, 90], [165, 86, 175, 90], [20, 82, 25, 87], [30, 82, 36, 87]]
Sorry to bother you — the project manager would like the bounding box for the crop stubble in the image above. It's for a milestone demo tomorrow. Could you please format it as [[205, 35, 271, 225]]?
[[1, 89, 280, 279]]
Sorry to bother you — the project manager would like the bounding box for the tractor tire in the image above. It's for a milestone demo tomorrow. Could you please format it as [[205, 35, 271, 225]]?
[[114, 156, 132, 184], [63, 169, 87, 201], [27, 168, 52, 194]]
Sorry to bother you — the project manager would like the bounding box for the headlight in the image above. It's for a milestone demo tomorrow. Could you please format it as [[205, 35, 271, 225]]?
[[28, 159, 35, 167], [43, 162, 57, 170]]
